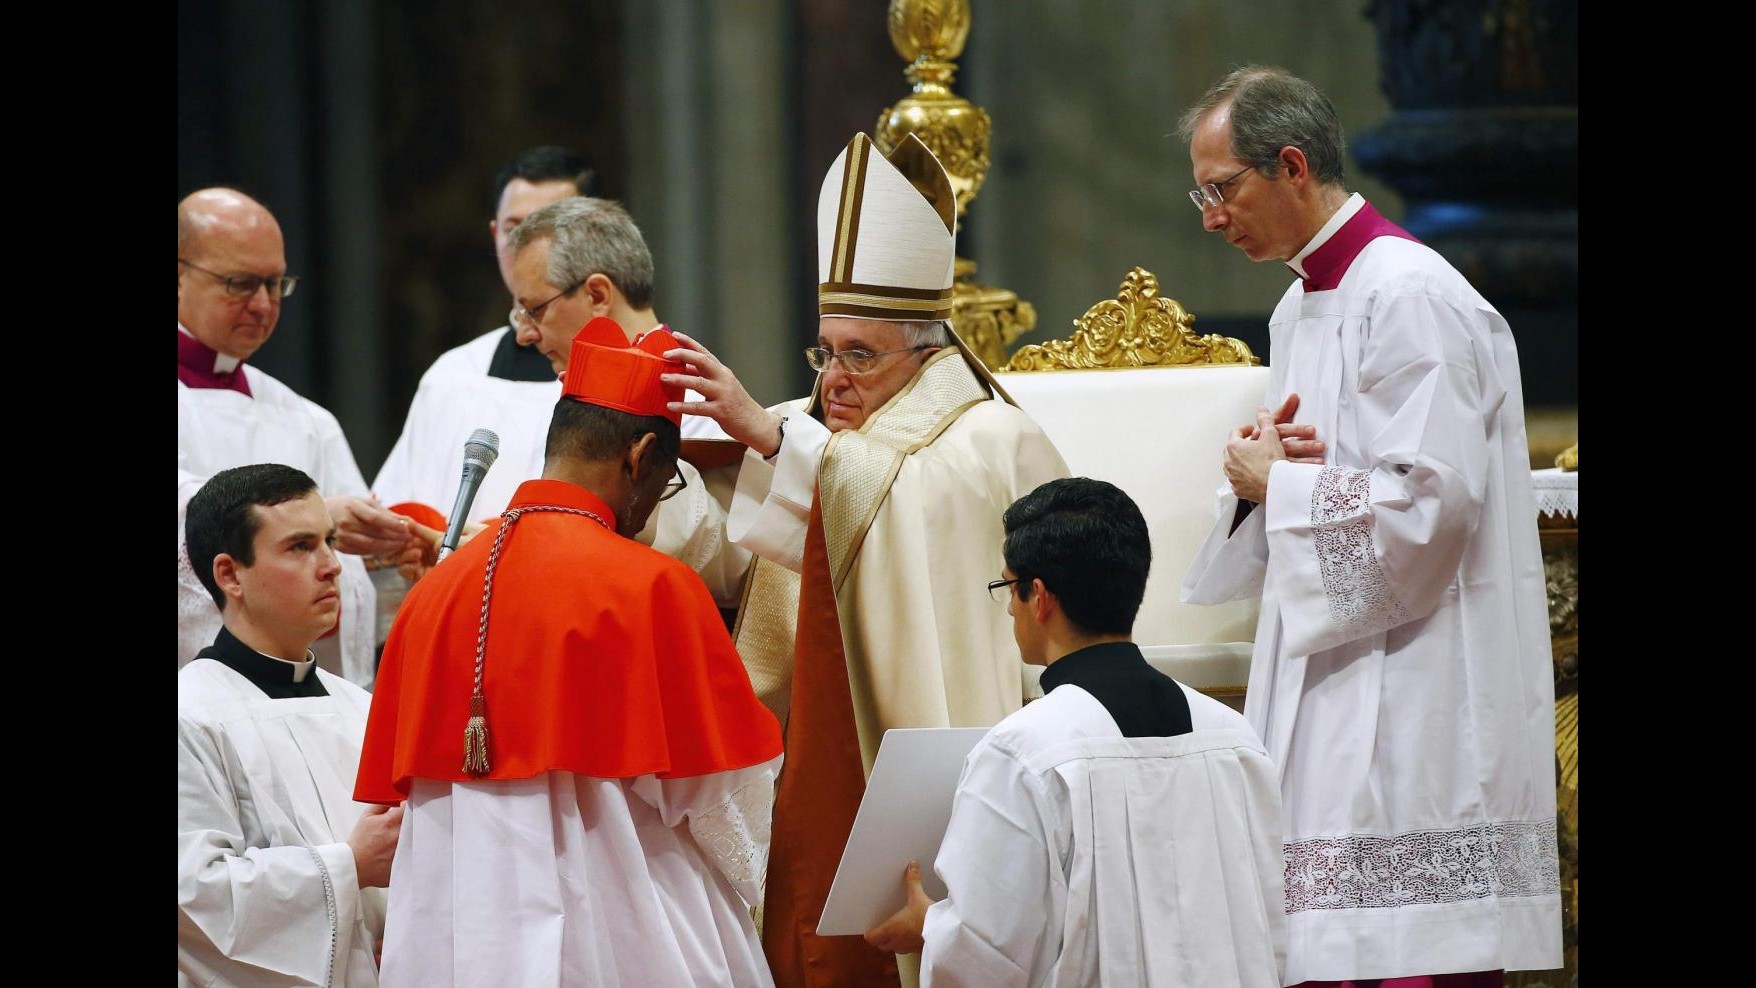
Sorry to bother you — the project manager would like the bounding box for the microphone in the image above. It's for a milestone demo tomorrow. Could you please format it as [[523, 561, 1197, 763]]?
[[438, 429, 501, 562]]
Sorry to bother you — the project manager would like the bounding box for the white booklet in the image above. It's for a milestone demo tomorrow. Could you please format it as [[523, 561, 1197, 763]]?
[[814, 727, 991, 936]]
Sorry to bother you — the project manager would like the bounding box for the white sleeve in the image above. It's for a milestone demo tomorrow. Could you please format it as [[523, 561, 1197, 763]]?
[[920, 742, 1051, 988], [179, 468, 208, 521], [634, 459, 753, 609], [630, 756, 781, 909], [1180, 481, 1271, 605], [178, 716, 363, 984], [725, 411, 829, 573], [370, 411, 417, 507], [371, 360, 453, 506], [301, 399, 379, 682], [1264, 291, 1493, 657], [305, 398, 371, 497], [178, 402, 222, 666], [680, 390, 733, 439], [177, 543, 223, 668], [178, 386, 213, 519]]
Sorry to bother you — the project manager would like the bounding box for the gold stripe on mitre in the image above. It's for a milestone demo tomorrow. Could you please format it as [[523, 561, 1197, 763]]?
[[817, 131, 957, 318], [831, 135, 872, 285], [818, 284, 955, 320]]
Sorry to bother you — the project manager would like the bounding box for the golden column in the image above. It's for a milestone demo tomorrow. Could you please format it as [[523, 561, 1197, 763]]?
[[874, 0, 1035, 369]]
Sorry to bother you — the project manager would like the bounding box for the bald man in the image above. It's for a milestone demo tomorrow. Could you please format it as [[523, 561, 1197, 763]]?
[[178, 188, 410, 687]]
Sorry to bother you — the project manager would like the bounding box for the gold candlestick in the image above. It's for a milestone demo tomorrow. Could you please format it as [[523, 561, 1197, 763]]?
[[875, 0, 1035, 369]]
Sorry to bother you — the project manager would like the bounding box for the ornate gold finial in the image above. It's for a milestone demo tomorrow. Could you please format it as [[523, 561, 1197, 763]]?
[[1556, 443, 1578, 471], [886, 0, 970, 64], [875, 0, 1030, 370], [1005, 268, 1260, 372], [877, 0, 984, 220]]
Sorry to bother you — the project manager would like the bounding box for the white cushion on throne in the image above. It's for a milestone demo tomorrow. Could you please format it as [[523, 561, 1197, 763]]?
[[998, 364, 1268, 699]]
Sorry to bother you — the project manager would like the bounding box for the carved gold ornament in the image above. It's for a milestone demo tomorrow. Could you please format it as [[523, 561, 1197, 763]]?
[[952, 268, 1036, 370], [1005, 267, 1260, 371]]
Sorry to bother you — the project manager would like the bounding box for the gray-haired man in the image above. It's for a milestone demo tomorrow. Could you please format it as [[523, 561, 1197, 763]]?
[[1178, 65, 1561, 987], [495, 197, 749, 604], [372, 145, 598, 521]]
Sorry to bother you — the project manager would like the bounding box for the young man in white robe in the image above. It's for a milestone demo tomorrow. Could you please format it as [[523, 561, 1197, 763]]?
[[865, 477, 1287, 987], [178, 464, 402, 986], [1178, 67, 1561, 986], [179, 188, 416, 685]]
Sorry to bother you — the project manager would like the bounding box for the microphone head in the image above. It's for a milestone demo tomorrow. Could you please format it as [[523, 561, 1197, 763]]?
[[463, 428, 501, 472]]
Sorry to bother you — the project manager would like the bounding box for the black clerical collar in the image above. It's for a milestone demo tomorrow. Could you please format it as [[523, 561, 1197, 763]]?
[[197, 627, 330, 700], [487, 326, 564, 382], [1038, 641, 1192, 738]]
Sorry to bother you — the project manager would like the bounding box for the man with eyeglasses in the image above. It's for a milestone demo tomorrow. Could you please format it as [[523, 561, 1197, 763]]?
[[356, 321, 783, 987], [373, 145, 597, 524], [1177, 67, 1560, 986], [863, 478, 1286, 986], [461, 195, 749, 607], [663, 133, 1068, 988], [179, 187, 411, 687], [382, 190, 746, 611]]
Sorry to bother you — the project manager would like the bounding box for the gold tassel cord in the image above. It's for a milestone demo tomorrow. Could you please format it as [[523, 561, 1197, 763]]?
[[462, 693, 490, 775], [461, 504, 611, 778]]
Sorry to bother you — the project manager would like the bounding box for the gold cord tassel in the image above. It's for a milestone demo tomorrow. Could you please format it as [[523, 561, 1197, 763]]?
[[462, 693, 490, 774]]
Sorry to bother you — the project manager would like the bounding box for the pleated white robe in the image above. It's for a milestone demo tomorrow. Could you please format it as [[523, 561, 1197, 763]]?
[[178, 659, 386, 986], [379, 759, 782, 988], [1182, 235, 1561, 981], [922, 683, 1286, 988]]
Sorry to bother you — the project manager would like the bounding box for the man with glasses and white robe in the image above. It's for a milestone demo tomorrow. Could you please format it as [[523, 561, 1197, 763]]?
[[178, 188, 412, 686], [373, 145, 597, 525], [435, 194, 753, 607], [1178, 67, 1561, 986], [865, 478, 1287, 987], [664, 133, 1068, 988]]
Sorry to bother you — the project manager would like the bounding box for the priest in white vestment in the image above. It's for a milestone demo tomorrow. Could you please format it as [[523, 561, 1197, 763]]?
[[179, 188, 413, 686], [663, 133, 1068, 986], [179, 464, 401, 986], [1178, 68, 1561, 985], [383, 195, 745, 604], [866, 478, 1286, 987]]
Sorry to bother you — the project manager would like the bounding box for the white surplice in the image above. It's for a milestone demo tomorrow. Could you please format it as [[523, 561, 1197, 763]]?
[[178, 658, 386, 986], [725, 396, 822, 573], [178, 329, 378, 687], [371, 326, 748, 605], [379, 759, 781, 988], [371, 328, 558, 524], [922, 683, 1286, 988], [1182, 205, 1561, 981]]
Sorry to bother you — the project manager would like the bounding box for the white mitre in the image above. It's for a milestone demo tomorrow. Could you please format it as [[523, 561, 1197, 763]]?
[[816, 132, 957, 321]]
